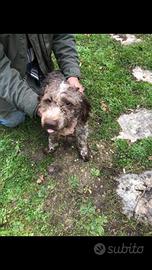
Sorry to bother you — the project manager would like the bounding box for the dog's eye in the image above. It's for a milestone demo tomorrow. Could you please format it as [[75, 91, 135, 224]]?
[[62, 98, 72, 106], [44, 98, 52, 104], [65, 101, 71, 106]]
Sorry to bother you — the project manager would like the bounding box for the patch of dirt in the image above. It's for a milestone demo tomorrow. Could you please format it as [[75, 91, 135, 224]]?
[[132, 66, 152, 84], [22, 145, 46, 163], [110, 34, 141, 45], [43, 138, 116, 234], [47, 164, 63, 176], [113, 108, 152, 142], [45, 138, 113, 184]]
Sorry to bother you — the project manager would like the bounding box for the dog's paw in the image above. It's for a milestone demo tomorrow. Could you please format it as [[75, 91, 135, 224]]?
[[48, 147, 57, 154], [43, 147, 56, 155], [79, 147, 90, 162], [47, 142, 59, 154]]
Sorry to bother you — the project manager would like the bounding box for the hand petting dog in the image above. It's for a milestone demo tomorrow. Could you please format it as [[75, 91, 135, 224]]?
[[67, 77, 84, 93]]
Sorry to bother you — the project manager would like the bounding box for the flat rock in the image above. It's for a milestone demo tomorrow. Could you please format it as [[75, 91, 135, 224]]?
[[110, 34, 141, 45], [132, 66, 152, 84], [116, 171, 152, 225], [114, 109, 152, 142]]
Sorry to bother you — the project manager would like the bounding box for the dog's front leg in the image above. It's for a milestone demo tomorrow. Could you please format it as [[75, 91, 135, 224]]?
[[75, 123, 90, 161], [48, 134, 59, 153]]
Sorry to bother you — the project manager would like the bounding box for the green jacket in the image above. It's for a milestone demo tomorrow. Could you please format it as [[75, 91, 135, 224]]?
[[0, 34, 80, 118]]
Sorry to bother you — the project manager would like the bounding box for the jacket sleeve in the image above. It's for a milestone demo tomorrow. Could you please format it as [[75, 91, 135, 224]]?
[[52, 34, 81, 79], [0, 42, 38, 118]]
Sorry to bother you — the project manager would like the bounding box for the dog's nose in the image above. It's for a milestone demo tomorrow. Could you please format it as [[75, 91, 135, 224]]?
[[44, 120, 58, 130]]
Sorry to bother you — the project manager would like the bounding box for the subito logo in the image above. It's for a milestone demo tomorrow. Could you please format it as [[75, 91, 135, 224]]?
[[94, 243, 106, 255]]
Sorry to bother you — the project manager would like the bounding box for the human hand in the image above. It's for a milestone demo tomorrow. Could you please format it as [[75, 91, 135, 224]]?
[[67, 77, 84, 93]]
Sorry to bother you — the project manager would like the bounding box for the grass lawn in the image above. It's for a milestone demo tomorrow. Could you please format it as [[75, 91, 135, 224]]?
[[0, 34, 152, 236]]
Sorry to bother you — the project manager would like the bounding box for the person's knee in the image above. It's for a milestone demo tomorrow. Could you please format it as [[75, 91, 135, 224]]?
[[0, 111, 26, 128]]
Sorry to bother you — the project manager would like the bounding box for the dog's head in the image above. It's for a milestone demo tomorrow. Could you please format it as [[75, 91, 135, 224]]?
[[38, 71, 91, 135]]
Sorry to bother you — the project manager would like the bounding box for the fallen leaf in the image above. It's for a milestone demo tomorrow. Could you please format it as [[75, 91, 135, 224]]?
[[37, 174, 45, 184], [123, 168, 126, 174], [100, 100, 110, 112]]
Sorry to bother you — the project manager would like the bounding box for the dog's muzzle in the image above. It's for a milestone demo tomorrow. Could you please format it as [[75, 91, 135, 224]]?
[[43, 120, 58, 133]]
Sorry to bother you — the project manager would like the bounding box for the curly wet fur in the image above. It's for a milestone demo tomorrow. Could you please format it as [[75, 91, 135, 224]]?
[[38, 71, 91, 161]]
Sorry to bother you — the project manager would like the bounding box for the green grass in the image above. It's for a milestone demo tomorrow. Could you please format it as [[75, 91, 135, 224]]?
[[69, 175, 79, 189], [113, 138, 152, 172], [75, 201, 107, 236], [1, 34, 152, 236], [90, 168, 101, 177]]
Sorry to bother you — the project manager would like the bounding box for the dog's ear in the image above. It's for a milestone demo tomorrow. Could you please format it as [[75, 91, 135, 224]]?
[[37, 87, 45, 102], [80, 96, 91, 123], [38, 93, 43, 102]]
